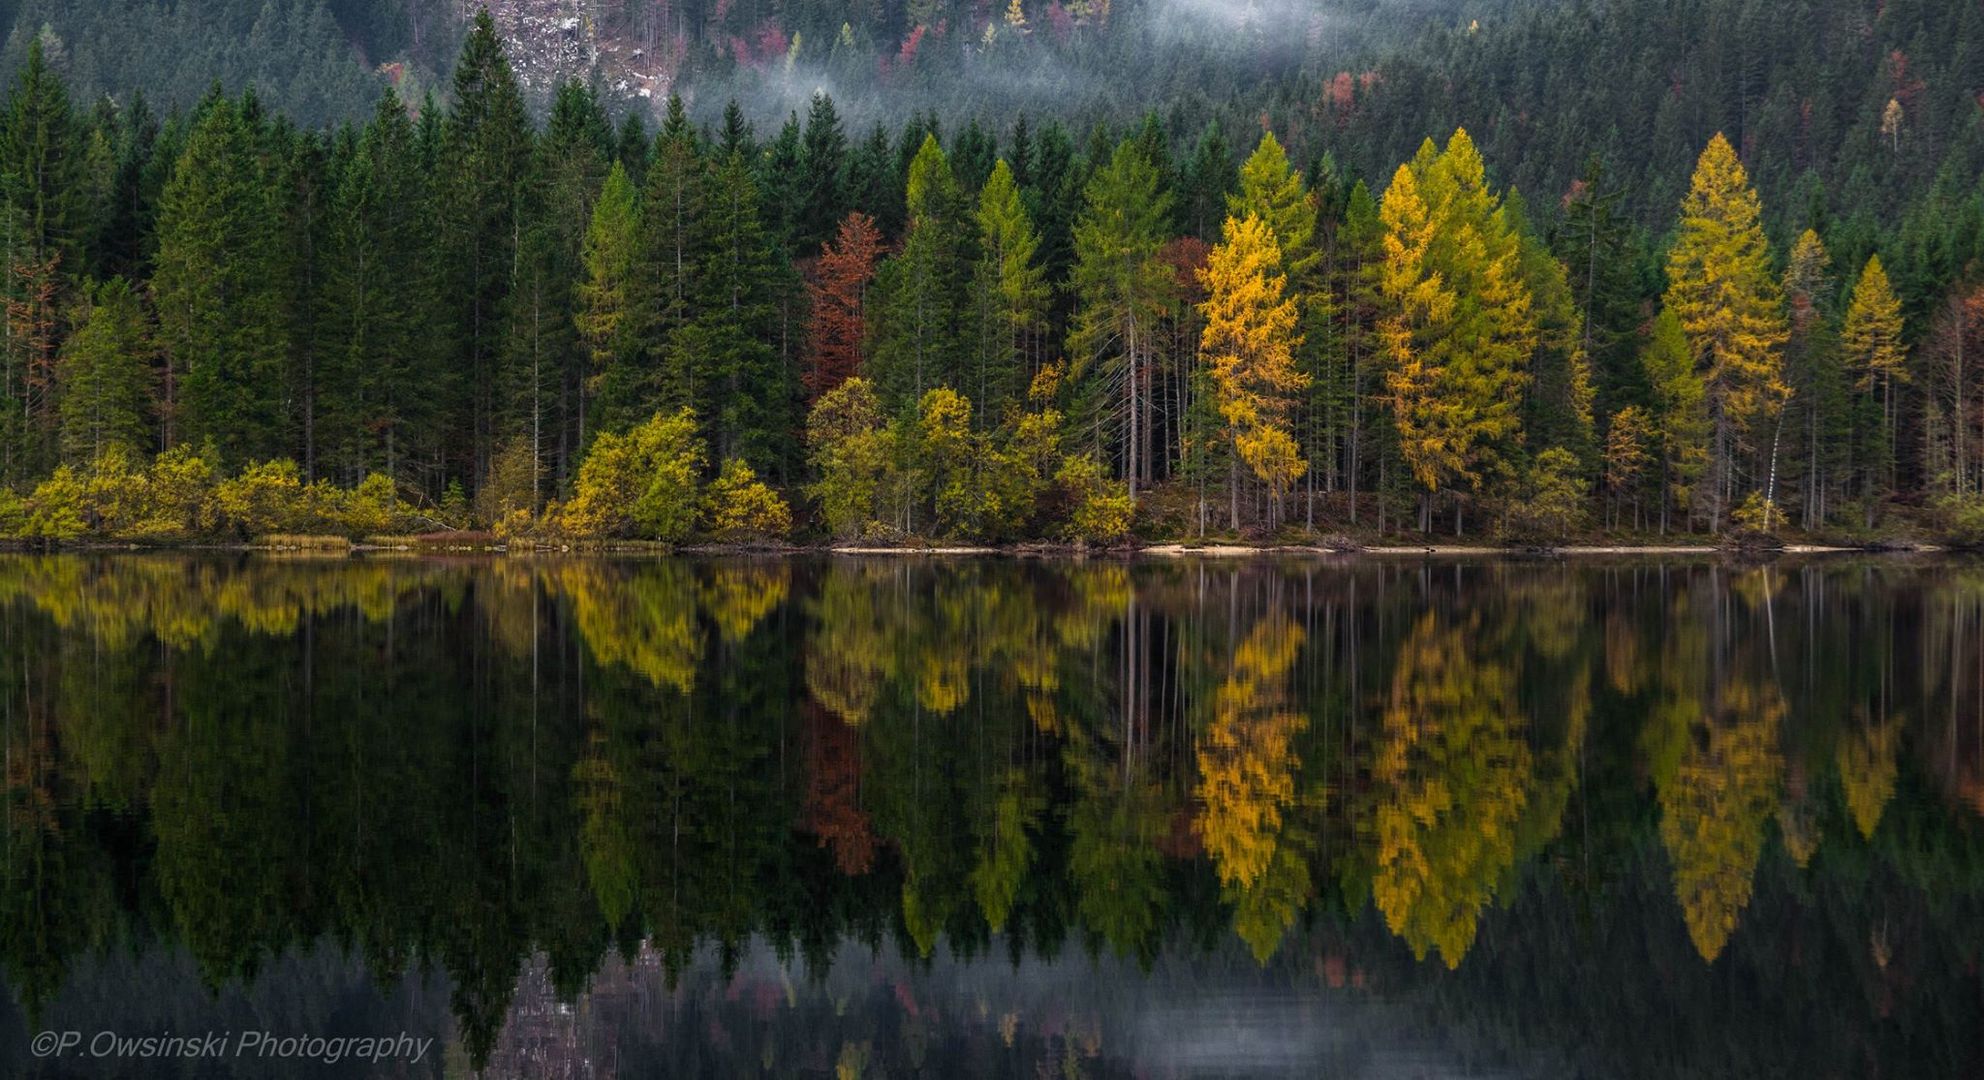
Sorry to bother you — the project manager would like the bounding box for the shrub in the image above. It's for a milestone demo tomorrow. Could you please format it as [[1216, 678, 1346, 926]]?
[[1057, 453, 1133, 544], [703, 458, 793, 542], [1730, 491, 1780, 535], [138, 443, 221, 537], [560, 408, 705, 541], [1500, 447, 1588, 545], [26, 467, 87, 539], [1936, 493, 1984, 549], [340, 473, 404, 536], [215, 459, 311, 537]]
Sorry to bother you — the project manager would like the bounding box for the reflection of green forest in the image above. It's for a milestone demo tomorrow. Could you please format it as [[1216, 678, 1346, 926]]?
[[3, 555, 1984, 1074]]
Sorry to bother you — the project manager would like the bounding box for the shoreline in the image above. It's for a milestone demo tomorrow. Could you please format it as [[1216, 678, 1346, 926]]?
[[0, 537, 1953, 558]]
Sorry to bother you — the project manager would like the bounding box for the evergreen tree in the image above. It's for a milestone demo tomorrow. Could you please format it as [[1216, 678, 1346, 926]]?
[[1553, 155, 1643, 419], [637, 96, 708, 418], [1780, 229, 1846, 528], [0, 39, 80, 482], [690, 150, 792, 475], [868, 135, 972, 411], [1068, 139, 1174, 501], [1507, 189, 1594, 469], [57, 275, 151, 464], [152, 94, 290, 464], [798, 92, 849, 252], [436, 10, 532, 488], [318, 89, 436, 489], [969, 159, 1047, 427]]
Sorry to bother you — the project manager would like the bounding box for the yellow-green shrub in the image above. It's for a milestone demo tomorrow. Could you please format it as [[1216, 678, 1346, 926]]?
[[703, 458, 793, 542], [560, 408, 704, 541]]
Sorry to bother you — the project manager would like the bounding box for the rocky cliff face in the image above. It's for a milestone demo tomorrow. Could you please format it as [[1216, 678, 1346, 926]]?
[[473, 0, 674, 109]]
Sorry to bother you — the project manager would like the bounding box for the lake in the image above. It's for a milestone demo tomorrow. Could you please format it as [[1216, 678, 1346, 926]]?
[[0, 553, 1980, 1078]]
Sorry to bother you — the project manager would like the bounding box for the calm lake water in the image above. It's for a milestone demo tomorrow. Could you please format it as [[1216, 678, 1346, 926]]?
[[1, 553, 1981, 1078]]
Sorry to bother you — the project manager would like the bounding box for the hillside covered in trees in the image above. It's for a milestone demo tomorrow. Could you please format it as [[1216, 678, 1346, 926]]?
[[0, 0, 1981, 545]]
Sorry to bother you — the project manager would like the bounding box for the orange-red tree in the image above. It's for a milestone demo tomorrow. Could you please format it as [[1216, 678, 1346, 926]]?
[[805, 210, 884, 399]]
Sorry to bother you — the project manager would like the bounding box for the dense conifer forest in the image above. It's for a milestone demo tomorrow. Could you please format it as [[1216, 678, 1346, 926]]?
[[0, 0, 1982, 545]]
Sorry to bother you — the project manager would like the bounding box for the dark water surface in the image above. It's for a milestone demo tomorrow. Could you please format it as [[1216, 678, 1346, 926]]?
[[1, 553, 1981, 1078]]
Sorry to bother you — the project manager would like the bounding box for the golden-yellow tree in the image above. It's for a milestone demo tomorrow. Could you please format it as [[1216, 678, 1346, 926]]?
[[1199, 212, 1309, 531], [1841, 254, 1907, 519], [1662, 134, 1790, 531], [1379, 131, 1534, 534]]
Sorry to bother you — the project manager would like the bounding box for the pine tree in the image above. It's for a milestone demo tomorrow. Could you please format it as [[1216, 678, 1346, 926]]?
[[868, 134, 972, 410], [1553, 155, 1642, 419], [637, 96, 709, 417], [1662, 133, 1789, 530], [798, 92, 849, 252], [1780, 229, 1845, 528], [0, 40, 81, 482], [57, 276, 151, 465], [1507, 189, 1594, 468], [1181, 122, 1235, 242], [1199, 213, 1308, 530], [436, 10, 533, 489], [318, 89, 437, 489], [690, 150, 792, 475], [1069, 139, 1174, 501], [1334, 179, 1384, 523], [521, 79, 612, 492], [970, 159, 1048, 426], [152, 94, 291, 465], [1841, 253, 1906, 522], [577, 161, 642, 440]]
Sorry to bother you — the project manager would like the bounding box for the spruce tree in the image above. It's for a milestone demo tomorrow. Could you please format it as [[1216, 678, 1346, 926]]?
[[436, 10, 532, 488], [0, 40, 80, 482], [57, 276, 151, 465], [152, 94, 291, 465], [1068, 139, 1173, 500], [969, 159, 1047, 427]]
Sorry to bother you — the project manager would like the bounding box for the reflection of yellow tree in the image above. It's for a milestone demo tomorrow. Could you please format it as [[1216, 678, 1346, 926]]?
[[1370, 613, 1530, 968], [1195, 615, 1306, 888], [1192, 613, 1313, 963], [699, 563, 791, 643], [0, 556, 448, 651], [806, 565, 895, 725], [1838, 712, 1900, 841], [1657, 676, 1785, 962], [555, 562, 700, 693], [1604, 610, 1645, 695]]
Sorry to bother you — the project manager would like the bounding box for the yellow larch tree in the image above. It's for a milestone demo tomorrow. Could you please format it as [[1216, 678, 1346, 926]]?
[[1842, 253, 1907, 513], [1662, 133, 1790, 531], [1199, 211, 1309, 530]]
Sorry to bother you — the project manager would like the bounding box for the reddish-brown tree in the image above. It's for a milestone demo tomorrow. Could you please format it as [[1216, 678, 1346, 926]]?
[[804, 210, 884, 399]]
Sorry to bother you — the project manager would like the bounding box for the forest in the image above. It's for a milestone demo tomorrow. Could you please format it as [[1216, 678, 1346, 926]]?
[[0, 0, 1982, 545]]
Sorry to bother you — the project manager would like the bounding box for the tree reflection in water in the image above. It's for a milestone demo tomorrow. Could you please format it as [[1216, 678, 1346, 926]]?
[[2, 554, 1982, 1077]]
